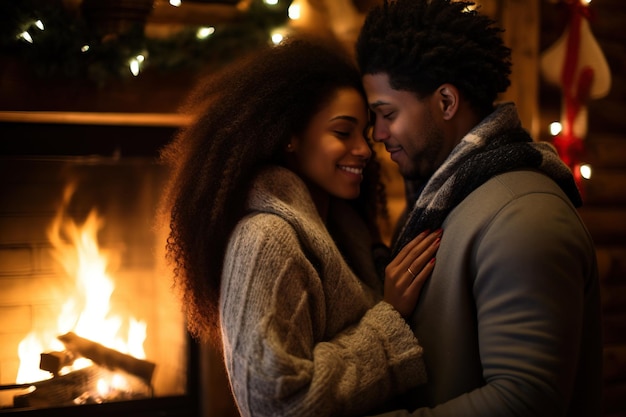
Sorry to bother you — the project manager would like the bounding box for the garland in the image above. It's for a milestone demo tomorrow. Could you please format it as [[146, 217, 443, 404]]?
[[0, 0, 292, 85]]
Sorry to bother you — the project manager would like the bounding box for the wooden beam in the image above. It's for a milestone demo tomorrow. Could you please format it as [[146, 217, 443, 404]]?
[[0, 111, 191, 127]]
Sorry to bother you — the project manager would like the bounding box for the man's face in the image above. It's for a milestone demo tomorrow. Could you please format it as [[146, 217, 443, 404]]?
[[363, 73, 450, 181]]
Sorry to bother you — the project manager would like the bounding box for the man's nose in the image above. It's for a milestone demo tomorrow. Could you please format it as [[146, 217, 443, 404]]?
[[371, 122, 389, 142]]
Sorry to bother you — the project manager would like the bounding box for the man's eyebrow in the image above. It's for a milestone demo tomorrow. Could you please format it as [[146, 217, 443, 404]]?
[[369, 100, 389, 110]]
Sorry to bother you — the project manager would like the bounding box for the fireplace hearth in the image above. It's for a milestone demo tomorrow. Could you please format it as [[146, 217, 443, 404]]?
[[0, 114, 214, 417]]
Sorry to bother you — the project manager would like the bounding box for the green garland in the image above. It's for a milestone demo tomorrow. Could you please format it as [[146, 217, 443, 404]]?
[[0, 0, 292, 84]]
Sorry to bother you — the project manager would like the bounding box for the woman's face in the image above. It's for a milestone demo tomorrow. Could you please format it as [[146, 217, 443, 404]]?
[[288, 87, 371, 200]]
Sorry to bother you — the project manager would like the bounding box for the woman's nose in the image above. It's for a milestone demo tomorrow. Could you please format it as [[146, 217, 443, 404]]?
[[354, 136, 372, 159]]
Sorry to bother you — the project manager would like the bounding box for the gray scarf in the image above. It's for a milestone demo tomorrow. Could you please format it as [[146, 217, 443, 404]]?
[[392, 103, 582, 256]]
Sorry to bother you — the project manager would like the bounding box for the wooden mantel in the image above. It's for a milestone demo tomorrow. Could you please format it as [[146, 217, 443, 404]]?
[[0, 111, 191, 127]]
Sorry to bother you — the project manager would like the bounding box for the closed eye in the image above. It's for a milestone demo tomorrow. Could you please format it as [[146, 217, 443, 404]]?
[[334, 130, 350, 137]]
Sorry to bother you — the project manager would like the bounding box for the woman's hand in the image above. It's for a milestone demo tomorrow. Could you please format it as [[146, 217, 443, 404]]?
[[384, 229, 442, 319]]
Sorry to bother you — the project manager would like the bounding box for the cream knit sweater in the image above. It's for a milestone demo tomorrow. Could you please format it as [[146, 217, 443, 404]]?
[[220, 166, 426, 417]]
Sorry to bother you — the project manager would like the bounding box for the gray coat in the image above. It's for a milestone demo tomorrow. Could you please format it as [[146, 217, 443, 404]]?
[[379, 170, 602, 417]]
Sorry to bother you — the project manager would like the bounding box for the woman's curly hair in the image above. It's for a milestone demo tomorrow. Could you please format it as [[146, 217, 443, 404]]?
[[158, 36, 387, 343], [356, 0, 512, 112]]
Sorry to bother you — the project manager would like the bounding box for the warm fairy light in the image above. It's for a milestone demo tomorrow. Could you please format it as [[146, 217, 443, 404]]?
[[549, 121, 563, 136], [271, 32, 284, 45], [579, 164, 592, 180], [16, 185, 147, 384], [169, 0, 182, 6], [196, 26, 215, 39], [463, 4, 477, 12], [130, 60, 140, 76], [288, 3, 301, 20], [129, 54, 145, 76], [580, 0, 592, 5], [81, 44, 90, 52], [18, 31, 33, 43], [264, 0, 279, 5], [17, 19, 44, 44]]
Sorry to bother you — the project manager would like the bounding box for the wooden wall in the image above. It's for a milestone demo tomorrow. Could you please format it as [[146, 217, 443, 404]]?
[[540, 1, 626, 415]]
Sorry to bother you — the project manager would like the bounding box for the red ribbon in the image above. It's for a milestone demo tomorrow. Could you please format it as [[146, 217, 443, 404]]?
[[557, 0, 594, 177]]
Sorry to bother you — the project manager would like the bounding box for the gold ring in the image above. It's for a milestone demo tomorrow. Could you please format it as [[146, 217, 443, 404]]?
[[407, 267, 416, 278]]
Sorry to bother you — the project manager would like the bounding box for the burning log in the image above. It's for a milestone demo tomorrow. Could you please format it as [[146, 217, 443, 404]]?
[[13, 366, 100, 408], [40, 350, 75, 376], [57, 332, 156, 385], [12, 333, 156, 409], [13, 365, 153, 408]]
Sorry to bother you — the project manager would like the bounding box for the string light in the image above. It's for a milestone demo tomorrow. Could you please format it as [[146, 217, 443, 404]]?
[[18, 31, 33, 43], [463, 4, 477, 12], [129, 54, 146, 76], [271, 32, 284, 45], [4, 2, 292, 82], [196, 26, 215, 40], [129, 60, 140, 76], [579, 164, 592, 180], [16, 19, 45, 44], [549, 121, 563, 136], [288, 3, 301, 20]]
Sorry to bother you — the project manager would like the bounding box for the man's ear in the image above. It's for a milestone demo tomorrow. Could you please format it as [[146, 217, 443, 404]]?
[[437, 83, 459, 120]]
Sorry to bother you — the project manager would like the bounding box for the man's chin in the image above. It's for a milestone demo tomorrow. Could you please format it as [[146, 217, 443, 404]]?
[[398, 166, 420, 180]]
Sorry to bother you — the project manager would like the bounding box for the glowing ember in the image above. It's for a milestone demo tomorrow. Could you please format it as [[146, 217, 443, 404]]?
[[16, 184, 147, 384]]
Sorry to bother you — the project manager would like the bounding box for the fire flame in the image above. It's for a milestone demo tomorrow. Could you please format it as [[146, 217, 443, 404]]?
[[16, 184, 147, 384]]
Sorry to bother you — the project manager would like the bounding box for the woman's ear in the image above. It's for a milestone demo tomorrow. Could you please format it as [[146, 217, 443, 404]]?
[[283, 139, 299, 171], [285, 137, 297, 152], [437, 83, 459, 120]]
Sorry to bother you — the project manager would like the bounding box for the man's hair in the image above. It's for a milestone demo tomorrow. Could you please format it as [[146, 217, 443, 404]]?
[[356, 0, 512, 111]]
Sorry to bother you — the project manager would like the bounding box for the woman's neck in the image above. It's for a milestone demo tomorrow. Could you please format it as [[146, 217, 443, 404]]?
[[282, 162, 331, 223], [305, 181, 330, 223]]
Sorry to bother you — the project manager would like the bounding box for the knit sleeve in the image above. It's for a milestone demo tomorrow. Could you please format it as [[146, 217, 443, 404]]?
[[220, 213, 426, 417]]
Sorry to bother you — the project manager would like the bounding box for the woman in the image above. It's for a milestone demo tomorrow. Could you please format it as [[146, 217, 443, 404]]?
[[159, 37, 441, 417]]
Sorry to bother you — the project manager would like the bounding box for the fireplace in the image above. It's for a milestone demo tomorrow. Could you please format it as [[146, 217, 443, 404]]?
[[0, 113, 237, 417]]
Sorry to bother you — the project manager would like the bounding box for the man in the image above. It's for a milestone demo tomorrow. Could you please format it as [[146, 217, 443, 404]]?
[[355, 1, 603, 416]]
